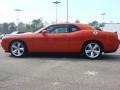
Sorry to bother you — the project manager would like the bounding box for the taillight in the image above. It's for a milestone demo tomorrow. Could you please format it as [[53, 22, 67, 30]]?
[[114, 32, 118, 38]]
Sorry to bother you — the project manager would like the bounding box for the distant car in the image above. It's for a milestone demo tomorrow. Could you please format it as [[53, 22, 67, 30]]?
[[0, 31, 24, 39], [10, 31, 25, 35], [1, 23, 120, 59], [0, 34, 6, 39]]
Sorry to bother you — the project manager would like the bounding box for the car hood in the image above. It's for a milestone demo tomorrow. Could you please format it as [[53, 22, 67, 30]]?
[[3, 32, 34, 39]]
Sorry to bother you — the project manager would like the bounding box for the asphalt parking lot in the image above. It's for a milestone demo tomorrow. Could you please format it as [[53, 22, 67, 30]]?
[[0, 41, 120, 90]]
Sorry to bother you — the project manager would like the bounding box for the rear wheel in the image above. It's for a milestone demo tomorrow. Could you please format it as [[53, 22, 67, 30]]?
[[83, 42, 102, 59], [10, 41, 26, 57]]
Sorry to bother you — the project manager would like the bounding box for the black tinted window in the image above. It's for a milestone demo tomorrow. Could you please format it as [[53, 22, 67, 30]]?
[[70, 25, 79, 32], [46, 25, 68, 33]]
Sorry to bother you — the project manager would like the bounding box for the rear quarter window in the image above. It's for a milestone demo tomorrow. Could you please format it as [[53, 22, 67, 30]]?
[[69, 25, 80, 32]]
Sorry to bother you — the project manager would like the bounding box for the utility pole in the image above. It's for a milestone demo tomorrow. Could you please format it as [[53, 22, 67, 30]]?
[[53, 1, 60, 23], [15, 9, 22, 31], [67, 0, 69, 22], [101, 13, 106, 23]]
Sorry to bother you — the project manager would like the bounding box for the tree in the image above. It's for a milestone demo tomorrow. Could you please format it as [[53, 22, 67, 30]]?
[[0, 24, 2, 34], [99, 23, 105, 27], [89, 21, 105, 27], [31, 19, 44, 32], [2, 23, 9, 34], [75, 19, 80, 23], [18, 22, 26, 32], [44, 21, 49, 26], [89, 21, 99, 27], [8, 22, 17, 33], [25, 24, 32, 32]]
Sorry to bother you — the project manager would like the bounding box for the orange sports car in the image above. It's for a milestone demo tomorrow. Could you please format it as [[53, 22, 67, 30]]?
[[1, 23, 120, 59]]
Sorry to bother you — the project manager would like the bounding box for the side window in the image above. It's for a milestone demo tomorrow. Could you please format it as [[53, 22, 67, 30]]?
[[46, 26, 55, 33], [46, 25, 69, 33], [70, 25, 80, 32]]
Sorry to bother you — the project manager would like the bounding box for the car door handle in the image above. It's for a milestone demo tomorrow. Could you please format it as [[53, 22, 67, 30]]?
[[48, 38, 53, 41]]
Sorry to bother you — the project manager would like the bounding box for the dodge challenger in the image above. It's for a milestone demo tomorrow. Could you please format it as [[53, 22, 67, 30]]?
[[1, 23, 120, 59]]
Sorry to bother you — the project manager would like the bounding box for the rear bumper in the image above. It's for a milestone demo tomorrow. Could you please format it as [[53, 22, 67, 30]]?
[[104, 40, 120, 53]]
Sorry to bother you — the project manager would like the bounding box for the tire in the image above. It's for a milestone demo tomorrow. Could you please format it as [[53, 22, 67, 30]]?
[[10, 41, 26, 57], [83, 42, 102, 59]]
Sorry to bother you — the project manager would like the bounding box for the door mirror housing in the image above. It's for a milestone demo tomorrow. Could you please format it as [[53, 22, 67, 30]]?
[[41, 30, 48, 35]]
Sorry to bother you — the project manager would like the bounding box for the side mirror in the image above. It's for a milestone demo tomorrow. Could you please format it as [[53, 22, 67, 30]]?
[[41, 30, 48, 35]]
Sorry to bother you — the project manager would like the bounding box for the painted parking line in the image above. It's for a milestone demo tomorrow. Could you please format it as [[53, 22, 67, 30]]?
[[84, 71, 98, 76]]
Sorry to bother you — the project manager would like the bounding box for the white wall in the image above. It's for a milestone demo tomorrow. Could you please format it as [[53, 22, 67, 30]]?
[[103, 23, 120, 39]]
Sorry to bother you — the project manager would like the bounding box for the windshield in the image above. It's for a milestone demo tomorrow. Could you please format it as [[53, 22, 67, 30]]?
[[34, 28, 44, 33], [34, 25, 50, 33]]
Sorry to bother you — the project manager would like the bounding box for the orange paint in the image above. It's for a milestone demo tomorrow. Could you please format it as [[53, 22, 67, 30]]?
[[1, 23, 120, 53]]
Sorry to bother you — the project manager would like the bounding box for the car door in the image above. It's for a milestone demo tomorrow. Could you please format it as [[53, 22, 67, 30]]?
[[29, 32, 51, 52], [31, 24, 81, 53], [68, 24, 83, 52], [44, 24, 71, 52]]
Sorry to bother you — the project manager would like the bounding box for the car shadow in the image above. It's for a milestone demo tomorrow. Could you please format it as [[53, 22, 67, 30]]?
[[9, 53, 120, 61], [100, 54, 120, 61]]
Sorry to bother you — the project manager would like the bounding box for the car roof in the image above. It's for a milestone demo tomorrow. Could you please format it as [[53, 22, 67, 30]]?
[[51, 22, 94, 30]]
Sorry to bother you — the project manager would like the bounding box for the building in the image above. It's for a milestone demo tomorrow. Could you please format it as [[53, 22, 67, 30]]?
[[103, 23, 120, 39]]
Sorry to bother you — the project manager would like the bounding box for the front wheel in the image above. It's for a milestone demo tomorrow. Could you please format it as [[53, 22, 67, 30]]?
[[83, 42, 102, 59], [10, 41, 26, 57]]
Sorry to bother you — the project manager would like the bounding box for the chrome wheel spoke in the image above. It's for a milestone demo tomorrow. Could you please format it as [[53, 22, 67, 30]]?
[[88, 44, 93, 50], [86, 50, 92, 54], [17, 42, 21, 48], [19, 48, 24, 52], [93, 50, 100, 55], [12, 49, 17, 54], [90, 51, 94, 57], [93, 44, 98, 50], [12, 45, 17, 49], [17, 50, 21, 56]]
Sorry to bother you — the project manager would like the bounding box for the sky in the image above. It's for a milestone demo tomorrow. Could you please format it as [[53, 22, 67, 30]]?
[[0, 0, 120, 24]]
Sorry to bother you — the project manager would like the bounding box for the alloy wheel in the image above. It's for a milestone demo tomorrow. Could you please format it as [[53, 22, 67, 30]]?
[[10, 41, 25, 57], [85, 43, 101, 59]]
